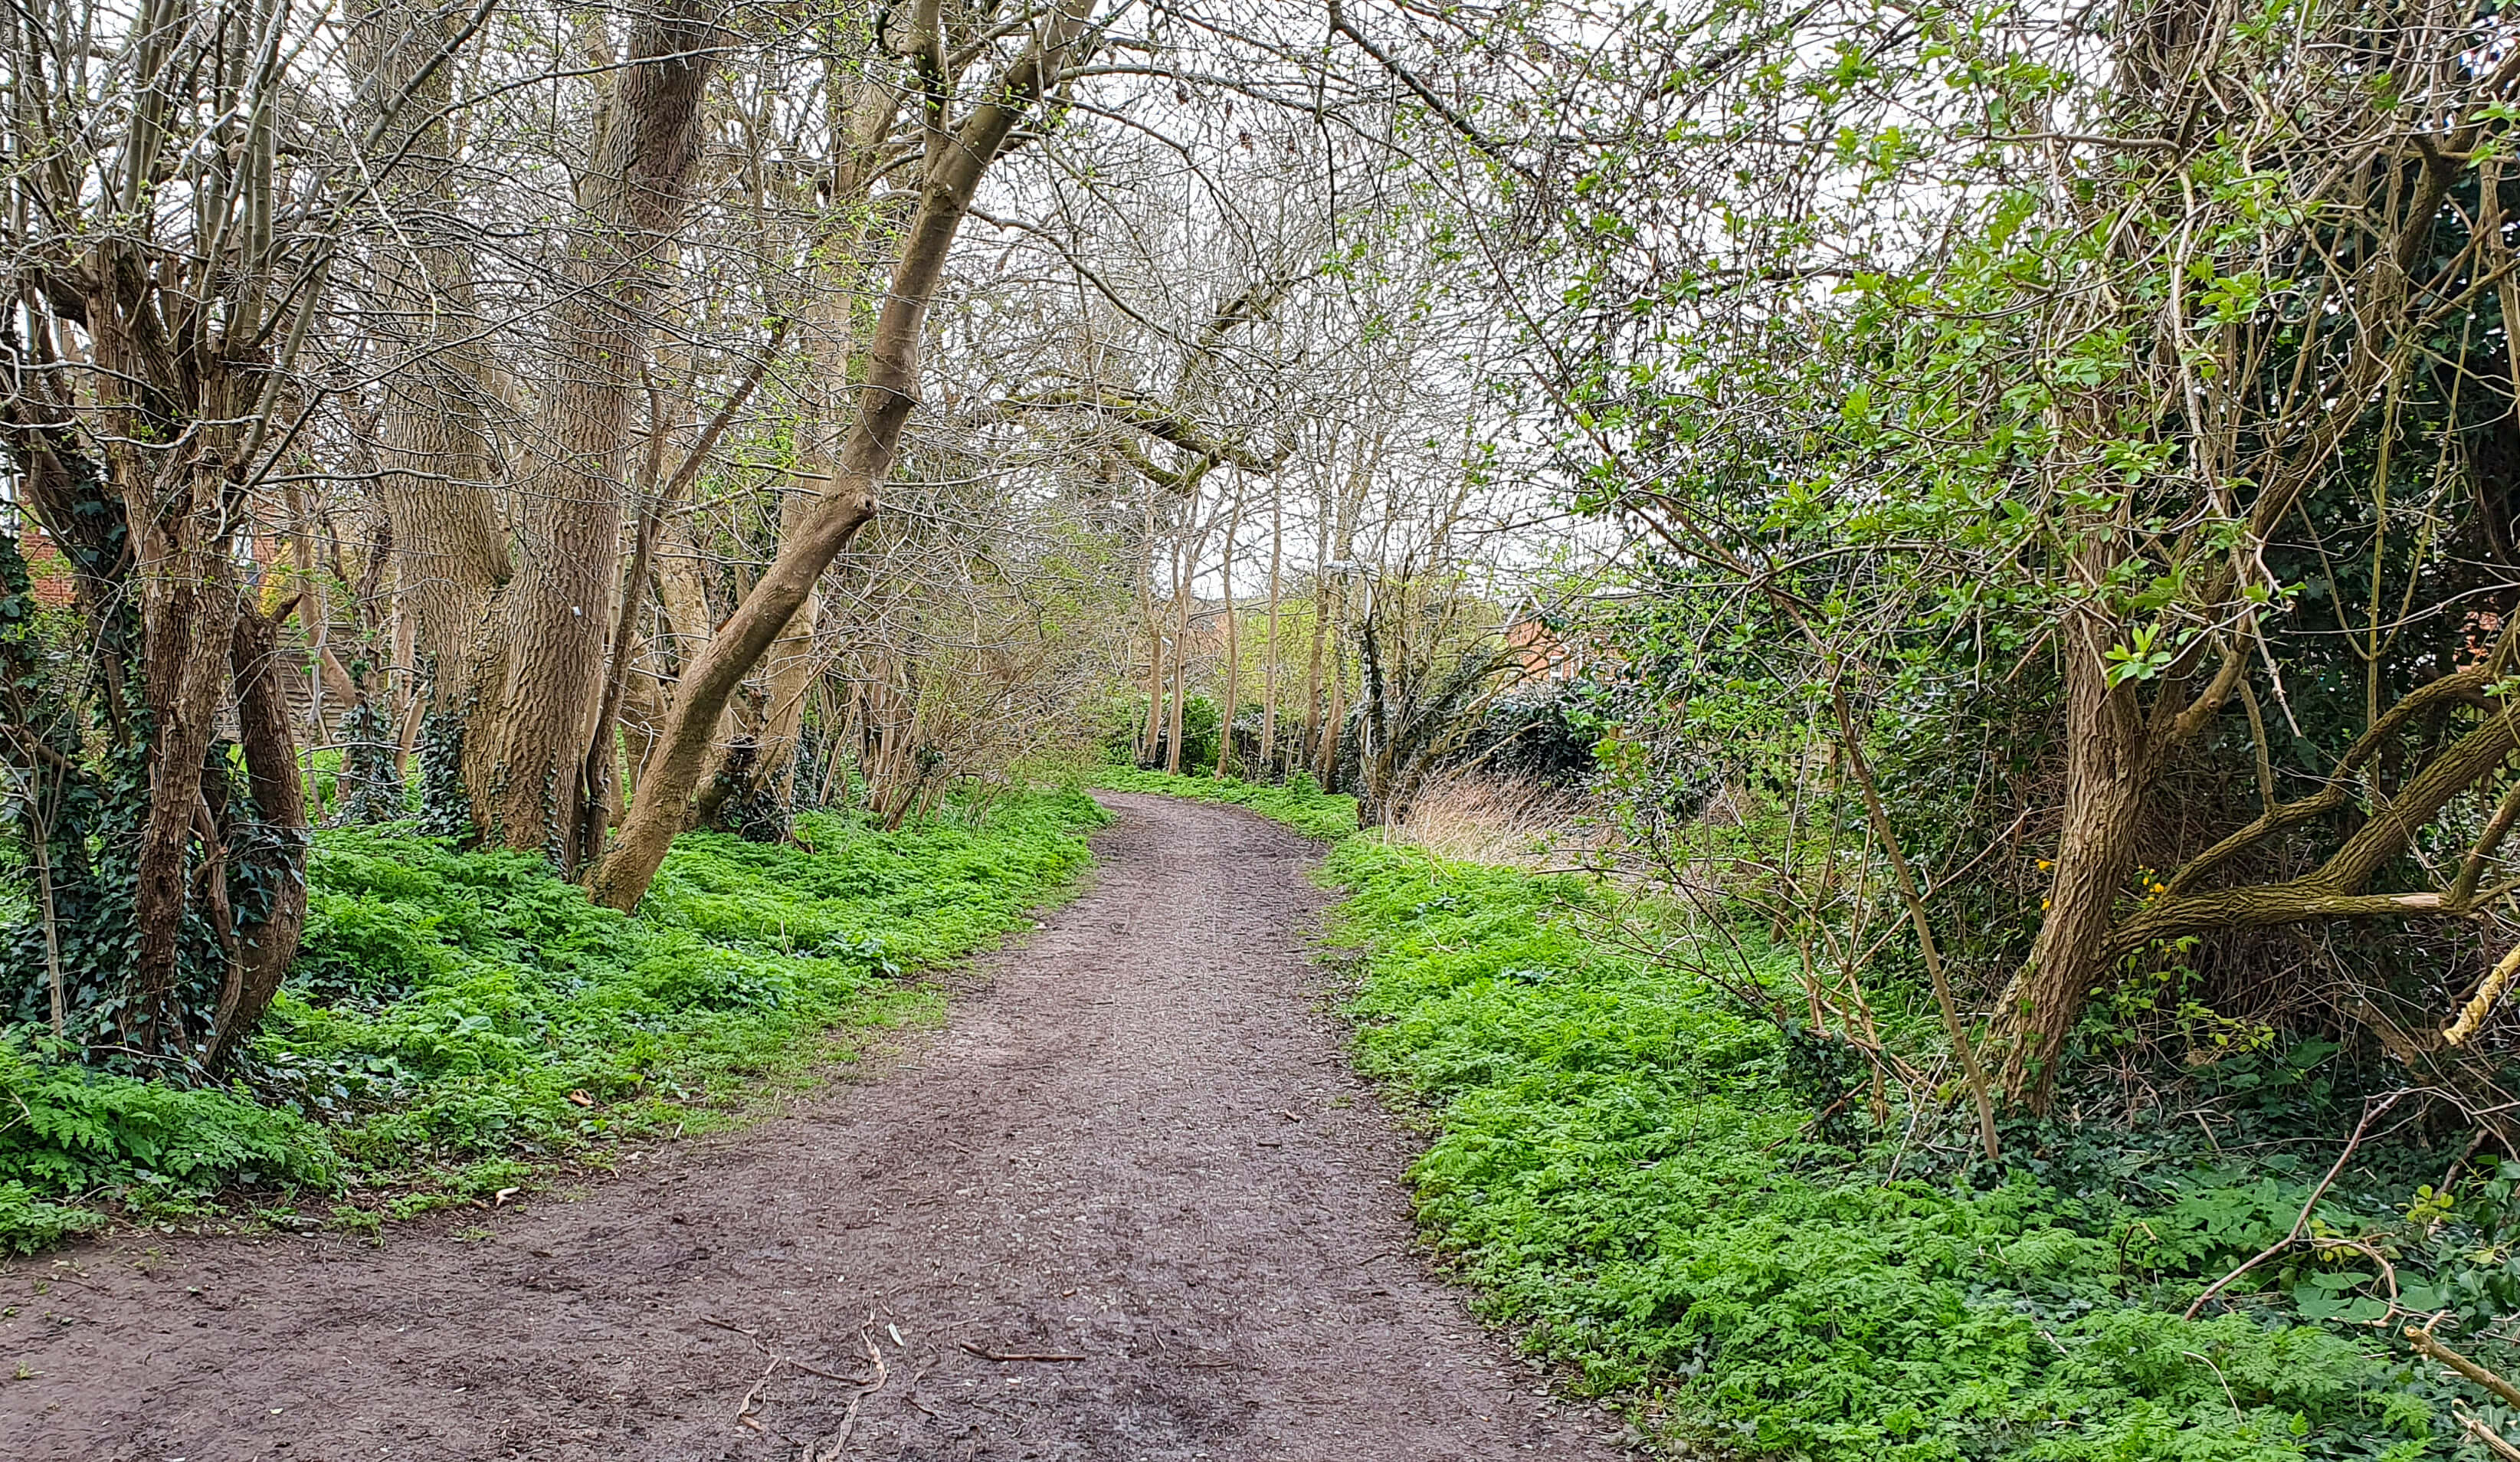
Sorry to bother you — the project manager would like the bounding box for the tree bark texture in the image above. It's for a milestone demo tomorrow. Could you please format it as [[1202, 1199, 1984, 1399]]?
[[87, 251, 251, 1056], [474, 0, 723, 864], [122, 463, 243, 1056], [1994, 593, 2154, 1103], [352, 0, 507, 723], [207, 605, 312, 1069]]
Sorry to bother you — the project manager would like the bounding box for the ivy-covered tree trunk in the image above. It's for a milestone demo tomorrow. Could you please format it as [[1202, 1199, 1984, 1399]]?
[[93, 301, 251, 1056], [206, 604, 311, 1068]]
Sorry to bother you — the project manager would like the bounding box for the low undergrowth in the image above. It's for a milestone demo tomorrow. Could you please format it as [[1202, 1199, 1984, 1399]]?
[[1091, 765, 1359, 840], [1105, 769, 2504, 1460], [1323, 838, 2502, 1461], [0, 791, 1106, 1251]]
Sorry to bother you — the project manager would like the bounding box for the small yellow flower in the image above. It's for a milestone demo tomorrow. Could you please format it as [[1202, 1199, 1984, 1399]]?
[[2037, 859, 2053, 870]]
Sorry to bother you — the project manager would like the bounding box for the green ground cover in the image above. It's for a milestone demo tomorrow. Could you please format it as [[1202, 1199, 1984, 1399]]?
[[1114, 767, 2498, 1461], [0, 791, 1107, 1251]]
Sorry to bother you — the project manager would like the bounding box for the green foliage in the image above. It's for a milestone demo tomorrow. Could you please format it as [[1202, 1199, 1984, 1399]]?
[[0, 791, 1106, 1244], [0, 1181, 100, 1253], [1103, 695, 1227, 772], [331, 696, 405, 824], [1090, 766, 1358, 840], [1326, 839, 2472, 1461], [0, 1032, 332, 1243]]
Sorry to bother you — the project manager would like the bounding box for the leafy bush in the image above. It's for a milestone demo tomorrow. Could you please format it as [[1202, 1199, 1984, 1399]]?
[[0, 791, 1106, 1242], [1091, 766, 1358, 839], [1456, 683, 1600, 787], [1326, 839, 2469, 1461]]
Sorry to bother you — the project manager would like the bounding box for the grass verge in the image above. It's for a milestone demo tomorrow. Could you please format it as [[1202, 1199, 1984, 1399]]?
[[0, 790, 1107, 1251]]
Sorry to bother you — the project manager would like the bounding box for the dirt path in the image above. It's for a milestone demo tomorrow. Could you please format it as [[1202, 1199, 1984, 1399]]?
[[1, 794, 1633, 1462]]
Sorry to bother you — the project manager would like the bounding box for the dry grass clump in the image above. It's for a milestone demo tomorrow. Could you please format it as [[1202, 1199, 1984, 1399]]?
[[1388, 771, 1598, 870]]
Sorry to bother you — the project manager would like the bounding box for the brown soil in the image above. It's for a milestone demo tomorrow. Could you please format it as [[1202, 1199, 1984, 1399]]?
[[0, 793, 1636, 1462]]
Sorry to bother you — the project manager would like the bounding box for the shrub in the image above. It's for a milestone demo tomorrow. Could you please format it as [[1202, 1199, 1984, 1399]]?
[[0, 1034, 336, 1212]]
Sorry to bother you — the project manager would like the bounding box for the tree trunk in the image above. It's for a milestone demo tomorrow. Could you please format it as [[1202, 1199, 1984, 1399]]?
[[649, 508, 734, 790], [111, 431, 243, 1057], [283, 479, 329, 746], [207, 604, 311, 1069], [1139, 485, 1165, 763], [1165, 533, 1191, 774], [352, 0, 506, 733], [1994, 605, 2152, 1103], [590, 10, 1093, 910], [1308, 579, 1334, 783], [703, 74, 897, 821], [474, 0, 722, 867], [703, 478, 821, 827], [1319, 582, 1347, 789], [1216, 484, 1241, 778], [1312, 454, 1366, 787], [743, 503, 821, 808], [1260, 486, 1282, 775]]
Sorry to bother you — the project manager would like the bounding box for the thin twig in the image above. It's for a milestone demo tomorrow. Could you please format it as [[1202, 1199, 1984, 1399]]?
[[958, 1341, 1086, 1362], [2185, 1090, 2412, 1319], [2465, 1411, 2520, 1462], [1831, 684, 1999, 1162]]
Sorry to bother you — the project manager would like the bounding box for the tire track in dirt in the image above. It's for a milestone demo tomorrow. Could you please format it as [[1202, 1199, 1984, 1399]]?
[[0, 793, 1634, 1461]]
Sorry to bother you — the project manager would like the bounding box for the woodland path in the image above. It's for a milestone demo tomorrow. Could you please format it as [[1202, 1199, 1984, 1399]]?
[[1, 793, 1634, 1462]]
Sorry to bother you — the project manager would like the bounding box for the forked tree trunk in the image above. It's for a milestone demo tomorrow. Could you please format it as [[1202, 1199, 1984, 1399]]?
[[474, 0, 722, 866], [591, 8, 1093, 910]]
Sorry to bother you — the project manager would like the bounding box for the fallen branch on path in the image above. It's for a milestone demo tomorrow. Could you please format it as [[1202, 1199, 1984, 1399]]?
[[959, 1340, 1086, 1362]]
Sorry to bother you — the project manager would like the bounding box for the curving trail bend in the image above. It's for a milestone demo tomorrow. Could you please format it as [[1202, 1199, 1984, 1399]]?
[[1, 792, 1632, 1462]]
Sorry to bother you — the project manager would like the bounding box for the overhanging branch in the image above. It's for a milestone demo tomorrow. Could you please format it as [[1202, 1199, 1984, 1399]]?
[[991, 388, 1288, 476]]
